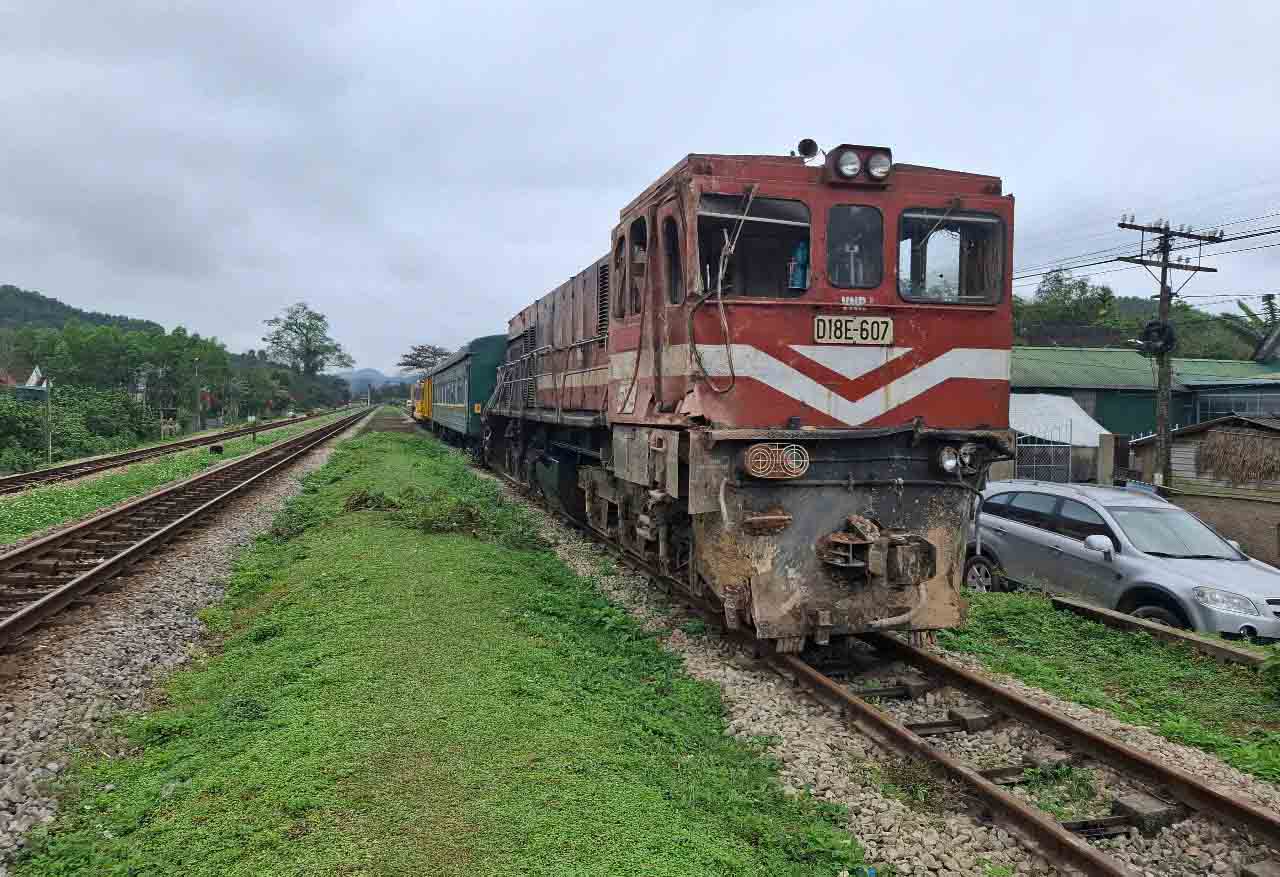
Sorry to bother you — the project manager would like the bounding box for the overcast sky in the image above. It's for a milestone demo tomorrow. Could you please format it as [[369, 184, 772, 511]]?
[[3, 1, 1278, 373]]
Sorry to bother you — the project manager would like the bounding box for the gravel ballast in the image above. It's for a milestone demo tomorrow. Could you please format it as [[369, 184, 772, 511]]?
[[504, 491, 1055, 876], [3, 419, 1271, 877], [0, 435, 351, 871]]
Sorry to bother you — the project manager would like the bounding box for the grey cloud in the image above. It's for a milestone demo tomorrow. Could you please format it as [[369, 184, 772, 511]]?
[[1, 0, 1278, 371]]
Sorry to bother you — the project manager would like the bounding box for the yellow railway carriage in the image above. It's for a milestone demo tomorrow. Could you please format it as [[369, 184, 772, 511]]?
[[411, 377, 432, 422]]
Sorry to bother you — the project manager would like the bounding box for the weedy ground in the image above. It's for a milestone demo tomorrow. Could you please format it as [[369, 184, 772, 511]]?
[[0, 411, 351, 547], [12, 432, 864, 877], [855, 756, 972, 816], [1016, 764, 1104, 821], [941, 592, 1280, 781]]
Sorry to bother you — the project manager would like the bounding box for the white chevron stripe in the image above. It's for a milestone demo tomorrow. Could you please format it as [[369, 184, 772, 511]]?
[[788, 344, 913, 379], [696, 345, 1009, 425]]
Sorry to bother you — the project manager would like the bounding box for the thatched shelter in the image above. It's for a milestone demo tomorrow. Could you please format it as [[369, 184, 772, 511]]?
[[1198, 427, 1280, 485], [1131, 415, 1280, 494], [1130, 416, 1280, 566]]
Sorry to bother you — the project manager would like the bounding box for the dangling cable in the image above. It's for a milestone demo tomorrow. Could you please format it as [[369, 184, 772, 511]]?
[[690, 185, 757, 395]]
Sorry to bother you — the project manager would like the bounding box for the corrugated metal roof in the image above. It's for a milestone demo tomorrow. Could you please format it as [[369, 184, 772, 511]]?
[[1010, 393, 1107, 447], [1013, 347, 1280, 391]]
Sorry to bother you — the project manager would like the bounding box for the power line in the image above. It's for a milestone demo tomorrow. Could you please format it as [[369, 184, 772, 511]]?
[[1012, 229, 1280, 285], [1014, 176, 1280, 248], [1178, 290, 1280, 299], [1014, 210, 1280, 274]]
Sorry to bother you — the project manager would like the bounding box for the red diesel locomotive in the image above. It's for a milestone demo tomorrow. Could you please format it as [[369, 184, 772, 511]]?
[[484, 142, 1013, 652]]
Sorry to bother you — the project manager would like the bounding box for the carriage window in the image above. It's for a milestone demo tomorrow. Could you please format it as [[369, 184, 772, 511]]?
[[697, 193, 810, 298], [898, 210, 1003, 304], [663, 217, 684, 304], [827, 206, 883, 289]]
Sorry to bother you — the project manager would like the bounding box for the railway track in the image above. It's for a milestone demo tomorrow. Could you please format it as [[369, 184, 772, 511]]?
[[0, 407, 351, 497], [777, 637, 1279, 876], [0, 407, 371, 650], [475, 444, 1280, 875]]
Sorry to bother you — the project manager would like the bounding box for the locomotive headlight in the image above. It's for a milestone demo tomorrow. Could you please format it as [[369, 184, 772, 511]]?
[[744, 443, 810, 479], [867, 152, 892, 179], [835, 150, 861, 178], [937, 446, 961, 474]]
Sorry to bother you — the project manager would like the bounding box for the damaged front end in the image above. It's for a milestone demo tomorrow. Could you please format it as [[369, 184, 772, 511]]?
[[689, 424, 1010, 652]]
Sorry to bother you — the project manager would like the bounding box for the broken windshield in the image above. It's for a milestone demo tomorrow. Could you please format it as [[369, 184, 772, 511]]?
[[897, 210, 1003, 303], [697, 193, 810, 298]]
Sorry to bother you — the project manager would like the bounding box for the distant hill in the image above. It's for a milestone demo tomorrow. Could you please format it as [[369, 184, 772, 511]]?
[[0, 284, 164, 333], [337, 368, 412, 392]]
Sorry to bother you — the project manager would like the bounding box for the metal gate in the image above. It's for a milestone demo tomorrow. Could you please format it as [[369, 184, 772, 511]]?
[[1015, 421, 1073, 483]]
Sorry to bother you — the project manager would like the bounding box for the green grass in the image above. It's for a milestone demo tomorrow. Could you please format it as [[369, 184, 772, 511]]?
[[1017, 764, 1101, 820], [13, 432, 863, 877], [680, 619, 709, 637], [0, 411, 350, 548], [854, 757, 969, 815], [941, 592, 1280, 781]]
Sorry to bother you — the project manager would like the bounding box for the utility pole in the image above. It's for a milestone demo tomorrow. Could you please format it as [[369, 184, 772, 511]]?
[[1117, 217, 1223, 489]]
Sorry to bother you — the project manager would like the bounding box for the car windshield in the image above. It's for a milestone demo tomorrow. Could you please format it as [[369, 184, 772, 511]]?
[[1107, 507, 1241, 559]]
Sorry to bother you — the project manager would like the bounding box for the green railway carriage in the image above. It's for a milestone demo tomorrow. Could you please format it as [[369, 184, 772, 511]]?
[[427, 334, 507, 445]]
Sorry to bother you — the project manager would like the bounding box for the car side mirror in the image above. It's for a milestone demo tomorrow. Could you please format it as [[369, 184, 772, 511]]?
[[1227, 539, 1243, 553], [1084, 535, 1113, 559]]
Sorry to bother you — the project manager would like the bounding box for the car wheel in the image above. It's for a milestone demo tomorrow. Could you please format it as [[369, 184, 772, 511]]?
[[1132, 604, 1190, 630], [964, 556, 1003, 593]]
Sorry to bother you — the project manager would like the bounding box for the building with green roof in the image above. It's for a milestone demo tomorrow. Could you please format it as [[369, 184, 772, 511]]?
[[1012, 347, 1280, 436]]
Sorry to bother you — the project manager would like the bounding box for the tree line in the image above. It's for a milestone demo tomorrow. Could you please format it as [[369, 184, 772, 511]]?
[[0, 300, 354, 473], [1015, 270, 1272, 360]]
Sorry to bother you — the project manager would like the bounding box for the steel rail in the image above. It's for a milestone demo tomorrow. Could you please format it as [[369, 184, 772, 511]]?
[[774, 654, 1138, 877], [0, 408, 371, 648], [862, 632, 1280, 850], [0, 407, 353, 496], [482, 461, 1271, 870]]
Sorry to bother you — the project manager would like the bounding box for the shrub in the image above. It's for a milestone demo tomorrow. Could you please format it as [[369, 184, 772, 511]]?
[[391, 479, 545, 551], [1262, 651, 1280, 700], [0, 385, 153, 473]]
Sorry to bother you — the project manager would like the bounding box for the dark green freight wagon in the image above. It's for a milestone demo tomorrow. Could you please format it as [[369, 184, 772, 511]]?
[[428, 334, 506, 445]]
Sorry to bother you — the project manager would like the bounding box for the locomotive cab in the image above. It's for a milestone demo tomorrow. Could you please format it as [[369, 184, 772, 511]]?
[[484, 142, 1013, 652]]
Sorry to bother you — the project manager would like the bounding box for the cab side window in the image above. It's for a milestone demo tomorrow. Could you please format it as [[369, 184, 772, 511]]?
[[612, 238, 627, 319], [1003, 492, 1059, 530], [1057, 499, 1117, 549], [663, 216, 684, 304]]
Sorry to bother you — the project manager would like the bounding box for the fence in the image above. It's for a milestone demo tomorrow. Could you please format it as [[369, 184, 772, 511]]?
[[1015, 420, 1073, 483]]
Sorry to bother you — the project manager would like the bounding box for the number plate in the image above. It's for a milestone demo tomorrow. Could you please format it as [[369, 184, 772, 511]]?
[[813, 315, 893, 345]]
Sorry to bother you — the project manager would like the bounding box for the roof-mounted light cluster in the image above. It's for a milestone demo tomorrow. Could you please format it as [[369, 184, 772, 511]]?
[[808, 142, 892, 186]]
